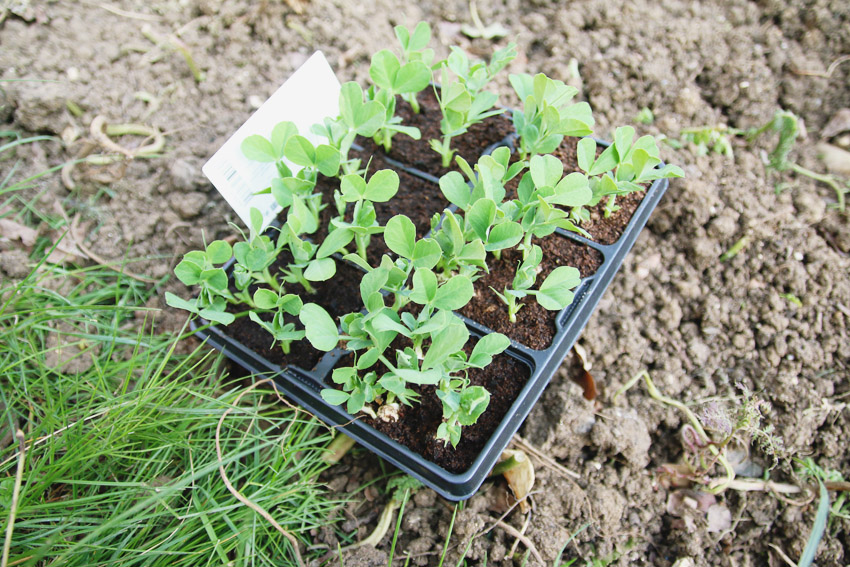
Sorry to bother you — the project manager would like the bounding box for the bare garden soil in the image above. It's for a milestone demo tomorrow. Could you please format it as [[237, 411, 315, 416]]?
[[2, 0, 849, 565]]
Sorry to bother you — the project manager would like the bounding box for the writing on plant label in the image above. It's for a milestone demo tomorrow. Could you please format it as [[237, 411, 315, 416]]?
[[202, 51, 341, 230]]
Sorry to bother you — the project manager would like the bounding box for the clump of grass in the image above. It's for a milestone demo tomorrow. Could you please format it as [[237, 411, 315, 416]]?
[[0, 262, 346, 566]]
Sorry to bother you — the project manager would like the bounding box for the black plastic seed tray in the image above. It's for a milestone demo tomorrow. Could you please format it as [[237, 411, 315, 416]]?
[[190, 142, 669, 501]]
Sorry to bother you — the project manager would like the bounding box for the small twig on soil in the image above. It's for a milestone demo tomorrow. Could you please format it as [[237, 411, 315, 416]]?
[[52, 204, 156, 284], [493, 519, 543, 564], [768, 543, 798, 567], [82, 1, 163, 22], [725, 478, 801, 494], [215, 378, 305, 567], [792, 54, 850, 79], [1, 430, 27, 567], [141, 24, 205, 83], [511, 435, 580, 480], [340, 499, 400, 552], [507, 513, 532, 559]]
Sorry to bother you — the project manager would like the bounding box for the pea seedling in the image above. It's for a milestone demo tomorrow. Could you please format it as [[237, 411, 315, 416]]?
[[490, 244, 582, 323], [429, 43, 517, 167]]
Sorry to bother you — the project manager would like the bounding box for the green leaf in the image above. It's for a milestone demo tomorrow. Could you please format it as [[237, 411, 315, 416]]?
[[164, 292, 199, 314], [550, 172, 592, 207], [174, 259, 202, 286], [320, 389, 350, 406], [394, 61, 431, 94], [411, 238, 442, 269], [432, 276, 474, 311], [457, 386, 490, 425], [530, 154, 563, 188], [299, 303, 339, 351], [249, 207, 264, 234], [509, 73, 534, 101], [200, 268, 228, 291], [304, 258, 336, 281], [316, 227, 354, 258], [531, 266, 581, 310], [468, 333, 511, 367], [484, 221, 523, 251], [576, 137, 596, 173], [339, 82, 385, 136], [206, 240, 233, 264], [198, 307, 235, 326], [285, 135, 317, 167], [384, 214, 416, 258], [315, 144, 340, 177], [253, 288, 279, 310], [270, 121, 298, 158], [370, 50, 401, 90], [357, 348, 381, 370], [371, 311, 411, 337], [588, 144, 618, 176], [466, 198, 496, 241], [364, 169, 399, 202], [340, 174, 367, 202], [614, 126, 635, 158], [410, 268, 438, 305], [439, 171, 471, 209], [394, 368, 442, 386], [422, 320, 469, 370], [360, 268, 389, 306], [278, 294, 303, 316], [241, 135, 278, 162]]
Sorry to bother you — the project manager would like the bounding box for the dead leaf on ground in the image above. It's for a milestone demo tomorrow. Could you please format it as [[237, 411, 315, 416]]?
[[497, 449, 534, 513], [822, 108, 850, 139], [569, 344, 597, 400], [816, 142, 850, 177], [0, 218, 89, 263]]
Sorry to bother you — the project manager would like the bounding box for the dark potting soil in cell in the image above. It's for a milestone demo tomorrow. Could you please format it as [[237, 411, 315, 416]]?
[[222, 259, 364, 371], [357, 339, 530, 473], [356, 88, 514, 178], [460, 235, 603, 350]]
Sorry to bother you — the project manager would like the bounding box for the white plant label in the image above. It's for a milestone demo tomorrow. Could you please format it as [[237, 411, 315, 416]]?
[[202, 51, 341, 230]]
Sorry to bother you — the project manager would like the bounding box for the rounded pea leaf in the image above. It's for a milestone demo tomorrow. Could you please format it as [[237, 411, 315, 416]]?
[[165, 292, 199, 314], [206, 240, 232, 264], [468, 333, 511, 368], [531, 266, 581, 310], [484, 221, 523, 251], [530, 154, 563, 188], [200, 268, 228, 291], [432, 275, 474, 311], [299, 303, 339, 351], [241, 135, 278, 162], [370, 50, 401, 90], [253, 288, 279, 310], [321, 389, 350, 406], [174, 258, 202, 285], [364, 169, 399, 202], [384, 214, 416, 258], [411, 238, 442, 269], [304, 257, 336, 282], [285, 135, 317, 167], [439, 171, 471, 209]]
